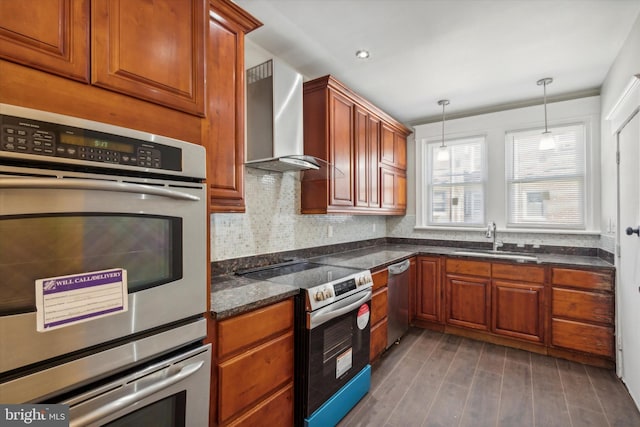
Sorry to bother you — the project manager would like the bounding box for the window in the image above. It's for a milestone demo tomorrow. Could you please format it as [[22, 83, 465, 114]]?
[[426, 136, 485, 225], [506, 124, 585, 228]]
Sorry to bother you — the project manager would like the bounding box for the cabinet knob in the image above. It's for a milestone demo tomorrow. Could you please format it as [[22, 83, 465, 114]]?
[[625, 226, 640, 237]]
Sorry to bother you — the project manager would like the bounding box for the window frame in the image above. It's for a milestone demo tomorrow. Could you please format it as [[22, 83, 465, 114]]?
[[505, 123, 587, 230], [420, 135, 488, 227]]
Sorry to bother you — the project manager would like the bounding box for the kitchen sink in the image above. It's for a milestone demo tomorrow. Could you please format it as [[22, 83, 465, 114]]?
[[452, 249, 538, 262]]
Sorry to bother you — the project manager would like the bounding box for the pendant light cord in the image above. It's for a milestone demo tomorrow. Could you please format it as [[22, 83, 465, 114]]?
[[438, 99, 449, 148]]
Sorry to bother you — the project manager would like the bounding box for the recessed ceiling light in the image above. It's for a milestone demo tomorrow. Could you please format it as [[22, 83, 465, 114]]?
[[355, 50, 370, 59]]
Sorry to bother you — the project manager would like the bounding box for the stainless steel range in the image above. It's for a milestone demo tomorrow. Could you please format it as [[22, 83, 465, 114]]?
[[240, 260, 373, 427]]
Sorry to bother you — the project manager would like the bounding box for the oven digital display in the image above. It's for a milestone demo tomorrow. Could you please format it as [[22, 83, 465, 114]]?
[[60, 133, 135, 153], [334, 278, 356, 297]]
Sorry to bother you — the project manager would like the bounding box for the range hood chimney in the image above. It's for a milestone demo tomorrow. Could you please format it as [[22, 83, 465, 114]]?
[[245, 59, 319, 172]]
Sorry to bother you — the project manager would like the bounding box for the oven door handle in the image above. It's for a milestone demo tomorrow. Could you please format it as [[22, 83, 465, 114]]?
[[309, 289, 372, 329], [0, 178, 201, 201], [69, 360, 205, 427]]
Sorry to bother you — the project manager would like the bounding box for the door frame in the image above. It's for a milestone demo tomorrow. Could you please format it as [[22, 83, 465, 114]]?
[[607, 74, 640, 381]]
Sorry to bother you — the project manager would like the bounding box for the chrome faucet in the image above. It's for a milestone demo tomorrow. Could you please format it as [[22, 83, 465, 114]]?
[[486, 221, 503, 252]]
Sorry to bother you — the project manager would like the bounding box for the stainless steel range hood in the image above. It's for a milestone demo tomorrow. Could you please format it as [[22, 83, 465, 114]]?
[[245, 59, 319, 172]]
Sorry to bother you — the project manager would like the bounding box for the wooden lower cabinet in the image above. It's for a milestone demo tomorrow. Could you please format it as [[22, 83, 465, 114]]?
[[210, 299, 294, 426], [445, 274, 491, 330], [370, 268, 389, 361], [551, 318, 614, 358], [417, 258, 616, 367], [415, 256, 442, 323], [492, 280, 544, 342], [550, 267, 615, 360]]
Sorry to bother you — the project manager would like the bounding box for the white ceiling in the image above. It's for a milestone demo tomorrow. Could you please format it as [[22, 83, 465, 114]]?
[[234, 0, 640, 126]]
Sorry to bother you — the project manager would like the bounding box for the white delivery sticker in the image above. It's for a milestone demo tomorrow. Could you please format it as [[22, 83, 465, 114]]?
[[336, 348, 353, 379], [356, 303, 370, 330], [35, 268, 128, 332]]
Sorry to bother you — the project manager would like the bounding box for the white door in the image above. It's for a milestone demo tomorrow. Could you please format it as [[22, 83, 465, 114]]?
[[618, 110, 640, 405]]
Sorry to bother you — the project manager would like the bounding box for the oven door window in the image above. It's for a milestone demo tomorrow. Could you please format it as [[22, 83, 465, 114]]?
[[0, 214, 182, 315], [105, 391, 186, 427]]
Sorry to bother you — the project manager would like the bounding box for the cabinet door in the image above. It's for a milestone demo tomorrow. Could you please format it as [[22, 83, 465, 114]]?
[[355, 107, 381, 209], [205, 0, 259, 212], [92, 0, 206, 115], [370, 317, 387, 362], [492, 280, 544, 342], [328, 90, 355, 207], [354, 107, 369, 208], [380, 123, 407, 169], [218, 332, 294, 424], [416, 256, 442, 323], [367, 114, 380, 207], [380, 167, 406, 212], [445, 274, 490, 330], [0, 0, 89, 81]]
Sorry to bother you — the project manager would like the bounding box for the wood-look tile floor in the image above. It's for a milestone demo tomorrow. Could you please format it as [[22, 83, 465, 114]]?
[[339, 328, 640, 427]]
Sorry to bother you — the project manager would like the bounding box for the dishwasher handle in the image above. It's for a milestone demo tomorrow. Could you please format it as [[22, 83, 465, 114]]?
[[388, 259, 410, 275]]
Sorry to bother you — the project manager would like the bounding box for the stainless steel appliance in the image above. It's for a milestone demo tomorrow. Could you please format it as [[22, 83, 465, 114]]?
[[387, 259, 410, 348], [240, 260, 373, 427], [0, 104, 211, 426]]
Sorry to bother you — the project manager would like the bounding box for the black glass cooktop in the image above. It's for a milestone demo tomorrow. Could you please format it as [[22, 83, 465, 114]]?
[[238, 260, 364, 290]]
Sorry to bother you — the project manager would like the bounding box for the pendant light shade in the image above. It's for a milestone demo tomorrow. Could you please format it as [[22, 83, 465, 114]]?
[[436, 99, 450, 162], [537, 77, 555, 150]]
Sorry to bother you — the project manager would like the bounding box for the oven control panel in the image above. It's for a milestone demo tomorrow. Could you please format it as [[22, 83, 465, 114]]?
[[308, 270, 372, 311], [0, 113, 182, 172]]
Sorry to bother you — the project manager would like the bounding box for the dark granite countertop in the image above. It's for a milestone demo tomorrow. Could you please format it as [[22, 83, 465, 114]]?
[[210, 243, 613, 320], [310, 244, 615, 271], [210, 274, 299, 320]]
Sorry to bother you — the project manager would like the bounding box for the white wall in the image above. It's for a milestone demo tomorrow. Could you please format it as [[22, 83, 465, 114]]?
[[389, 96, 602, 249], [601, 14, 640, 251]]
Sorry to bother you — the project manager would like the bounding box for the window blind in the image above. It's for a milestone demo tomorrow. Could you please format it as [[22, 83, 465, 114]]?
[[506, 124, 585, 228]]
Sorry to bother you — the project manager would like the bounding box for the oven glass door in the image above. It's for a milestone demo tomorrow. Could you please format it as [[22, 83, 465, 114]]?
[[0, 166, 207, 374], [305, 293, 371, 416], [1, 213, 182, 316]]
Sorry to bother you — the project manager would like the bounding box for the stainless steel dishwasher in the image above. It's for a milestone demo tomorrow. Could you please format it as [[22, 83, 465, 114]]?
[[387, 259, 411, 348]]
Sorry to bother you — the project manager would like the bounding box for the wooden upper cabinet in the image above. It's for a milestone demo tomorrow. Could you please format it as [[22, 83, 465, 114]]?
[[91, 0, 206, 116], [355, 106, 380, 208], [302, 75, 410, 215], [0, 0, 89, 82], [329, 90, 355, 207], [204, 0, 260, 213], [381, 123, 407, 169]]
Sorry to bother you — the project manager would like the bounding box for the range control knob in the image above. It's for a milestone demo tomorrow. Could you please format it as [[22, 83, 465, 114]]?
[[315, 291, 324, 302]]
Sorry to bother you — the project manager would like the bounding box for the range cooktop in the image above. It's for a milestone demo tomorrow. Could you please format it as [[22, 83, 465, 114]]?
[[238, 260, 373, 311]]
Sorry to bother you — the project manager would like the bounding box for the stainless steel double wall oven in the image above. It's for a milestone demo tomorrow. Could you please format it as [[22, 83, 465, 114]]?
[[0, 104, 211, 426]]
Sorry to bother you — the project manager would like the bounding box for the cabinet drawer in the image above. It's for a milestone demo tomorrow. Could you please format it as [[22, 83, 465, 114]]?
[[370, 317, 388, 361], [492, 263, 545, 283], [218, 299, 294, 359], [446, 259, 491, 277], [552, 288, 614, 324], [218, 332, 294, 423], [226, 382, 293, 427], [551, 318, 614, 358], [551, 268, 613, 291], [371, 287, 388, 326], [372, 268, 389, 291]]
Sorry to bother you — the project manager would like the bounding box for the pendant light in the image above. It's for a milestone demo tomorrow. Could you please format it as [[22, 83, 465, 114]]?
[[537, 77, 555, 150], [436, 99, 450, 162]]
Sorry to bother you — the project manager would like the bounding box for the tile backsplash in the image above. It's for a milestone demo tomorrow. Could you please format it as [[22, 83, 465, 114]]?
[[210, 169, 386, 261]]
